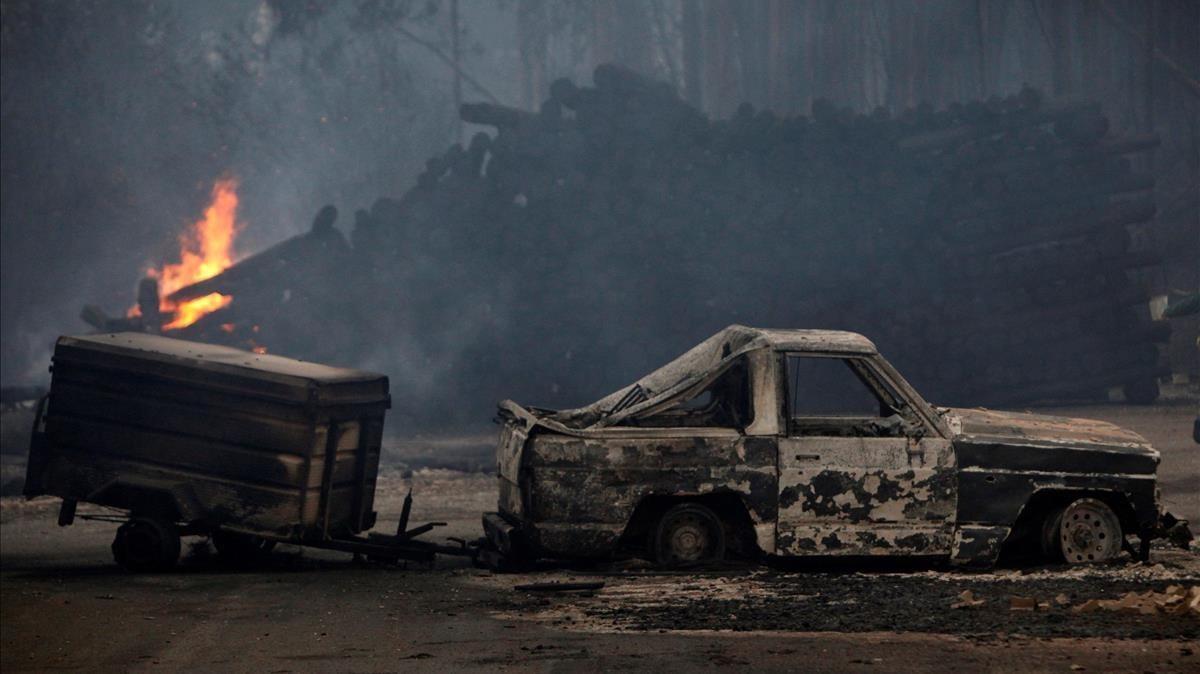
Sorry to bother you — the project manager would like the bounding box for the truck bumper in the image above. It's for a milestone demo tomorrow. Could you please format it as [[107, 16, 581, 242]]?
[[482, 512, 520, 554]]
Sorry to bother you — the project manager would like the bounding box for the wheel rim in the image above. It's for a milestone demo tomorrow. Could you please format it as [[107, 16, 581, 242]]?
[[1060, 499, 1122, 563], [665, 513, 712, 563]]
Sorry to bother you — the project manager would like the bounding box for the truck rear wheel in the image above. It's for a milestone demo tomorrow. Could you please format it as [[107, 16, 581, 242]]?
[[112, 516, 181, 572], [652, 503, 726, 566]]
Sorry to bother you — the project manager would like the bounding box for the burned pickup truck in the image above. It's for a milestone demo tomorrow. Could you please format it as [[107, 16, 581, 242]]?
[[484, 325, 1190, 568], [24, 333, 456, 571]]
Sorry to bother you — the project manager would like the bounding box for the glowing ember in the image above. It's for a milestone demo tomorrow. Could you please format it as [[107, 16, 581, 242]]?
[[144, 178, 241, 329]]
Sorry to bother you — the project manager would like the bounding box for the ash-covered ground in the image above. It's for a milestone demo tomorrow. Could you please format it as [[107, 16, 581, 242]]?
[[1, 400, 1197, 672]]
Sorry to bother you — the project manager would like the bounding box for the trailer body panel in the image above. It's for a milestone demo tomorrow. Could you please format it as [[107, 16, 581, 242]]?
[[25, 333, 389, 539]]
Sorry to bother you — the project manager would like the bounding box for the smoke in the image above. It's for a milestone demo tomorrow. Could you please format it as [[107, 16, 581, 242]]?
[[1, 0, 516, 386], [2, 1, 1195, 430]]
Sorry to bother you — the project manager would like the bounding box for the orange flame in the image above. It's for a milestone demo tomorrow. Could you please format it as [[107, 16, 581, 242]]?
[[147, 178, 241, 329]]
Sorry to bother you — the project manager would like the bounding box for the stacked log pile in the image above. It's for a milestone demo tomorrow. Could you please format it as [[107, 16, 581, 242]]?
[[350, 64, 1166, 414], [102, 65, 1163, 423]]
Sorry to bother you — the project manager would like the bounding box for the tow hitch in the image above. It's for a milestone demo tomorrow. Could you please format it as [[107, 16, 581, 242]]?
[[1160, 512, 1194, 550]]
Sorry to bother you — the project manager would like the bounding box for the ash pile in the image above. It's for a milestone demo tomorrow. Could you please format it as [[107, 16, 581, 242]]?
[[92, 64, 1168, 425]]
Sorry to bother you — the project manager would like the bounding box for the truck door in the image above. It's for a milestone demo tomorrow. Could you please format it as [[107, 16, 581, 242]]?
[[776, 354, 957, 557]]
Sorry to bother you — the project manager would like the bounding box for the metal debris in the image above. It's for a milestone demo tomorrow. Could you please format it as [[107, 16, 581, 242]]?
[[1071, 585, 1200, 616], [950, 590, 985, 609], [1009, 596, 1038, 611]]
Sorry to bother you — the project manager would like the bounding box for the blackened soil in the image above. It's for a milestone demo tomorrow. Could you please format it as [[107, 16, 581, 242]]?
[[484, 556, 1200, 641], [579, 572, 1199, 639], [595, 568, 1195, 638]]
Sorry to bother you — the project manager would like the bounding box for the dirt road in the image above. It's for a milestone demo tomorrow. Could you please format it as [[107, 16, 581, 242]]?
[[2, 402, 1197, 672]]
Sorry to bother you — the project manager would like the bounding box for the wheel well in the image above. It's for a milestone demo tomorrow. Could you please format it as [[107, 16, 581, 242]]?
[[1003, 488, 1137, 554], [620, 491, 759, 556]]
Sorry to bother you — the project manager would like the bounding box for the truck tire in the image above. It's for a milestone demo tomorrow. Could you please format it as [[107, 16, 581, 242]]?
[[112, 516, 181, 572], [651, 503, 726, 567], [1041, 498, 1123, 564], [211, 531, 277, 564]]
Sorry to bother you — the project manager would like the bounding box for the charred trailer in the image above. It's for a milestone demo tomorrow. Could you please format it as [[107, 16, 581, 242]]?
[[24, 333, 446, 571]]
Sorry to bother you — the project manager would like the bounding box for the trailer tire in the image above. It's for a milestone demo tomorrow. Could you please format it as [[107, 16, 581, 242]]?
[[212, 531, 277, 564], [112, 516, 180, 572]]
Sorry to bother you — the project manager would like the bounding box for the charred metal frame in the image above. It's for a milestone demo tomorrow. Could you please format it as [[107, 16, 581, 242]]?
[[485, 326, 1183, 567]]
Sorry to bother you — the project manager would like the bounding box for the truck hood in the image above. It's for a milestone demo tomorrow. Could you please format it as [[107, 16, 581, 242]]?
[[943, 407, 1155, 455]]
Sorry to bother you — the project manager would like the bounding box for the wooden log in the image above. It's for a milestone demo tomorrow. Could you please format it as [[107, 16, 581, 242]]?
[[897, 99, 1091, 151], [460, 102, 536, 128], [945, 198, 1156, 251], [167, 206, 349, 304]]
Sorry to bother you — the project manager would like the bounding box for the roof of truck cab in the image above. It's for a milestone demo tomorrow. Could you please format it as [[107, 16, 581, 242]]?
[[56, 333, 384, 385], [547, 325, 878, 429], [739, 326, 878, 354]]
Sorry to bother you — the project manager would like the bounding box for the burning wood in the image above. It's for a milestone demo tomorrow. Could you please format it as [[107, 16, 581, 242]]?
[[157, 204, 350, 356], [165, 206, 343, 306], [82, 178, 243, 337], [135, 178, 241, 329]]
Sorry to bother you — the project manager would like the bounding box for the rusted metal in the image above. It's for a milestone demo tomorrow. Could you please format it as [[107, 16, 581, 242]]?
[[483, 325, 1189, 568]]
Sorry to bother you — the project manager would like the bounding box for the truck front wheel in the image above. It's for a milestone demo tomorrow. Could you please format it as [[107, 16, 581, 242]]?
[[652, 503, 726, 566], [112, 516, 181, 572], [1041, 498, 1124, 564]]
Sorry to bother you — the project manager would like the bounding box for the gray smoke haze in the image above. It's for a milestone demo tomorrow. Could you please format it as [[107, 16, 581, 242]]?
[[1, 0, 518, 384], [2, 1, 1196, 433]]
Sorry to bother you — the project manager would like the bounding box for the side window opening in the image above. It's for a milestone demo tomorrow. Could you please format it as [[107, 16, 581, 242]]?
[[785, 355, 907, 437], [621, 356, 750, 429]]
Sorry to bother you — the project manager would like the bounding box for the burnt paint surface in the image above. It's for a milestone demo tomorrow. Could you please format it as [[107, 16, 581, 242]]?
[[519, 432, 775, 556], [775, 437, 958, 556], [954, 439, 1159, 476], [950, 525, 1010, 566], [955, 437, 1160, 529], [499, 393, 1165, 565]]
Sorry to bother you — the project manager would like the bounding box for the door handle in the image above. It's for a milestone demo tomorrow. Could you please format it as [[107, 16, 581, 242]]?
[[906, 443, 925, 468], [794, 453, 821, 461]]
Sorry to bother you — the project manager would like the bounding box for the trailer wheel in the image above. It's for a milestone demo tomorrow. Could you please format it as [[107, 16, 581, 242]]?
[[112, 516, 181, 572], [212, 531, 277, 564], [651, 503, 726, 567]]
